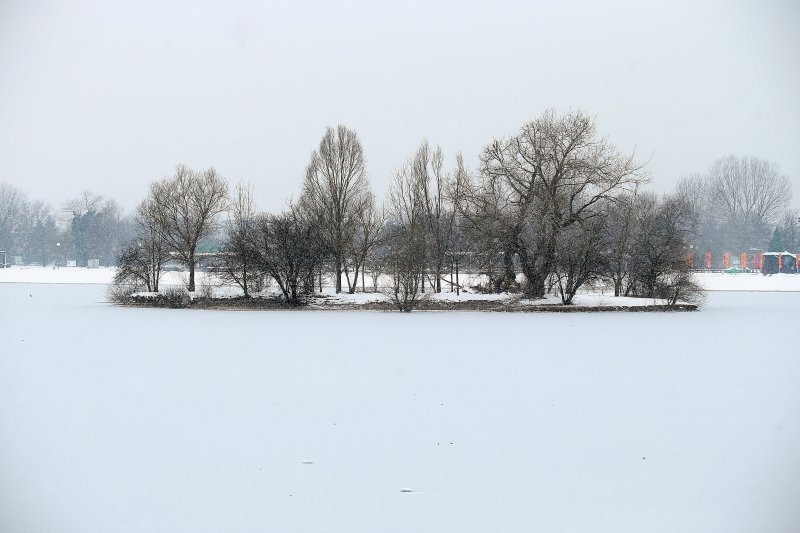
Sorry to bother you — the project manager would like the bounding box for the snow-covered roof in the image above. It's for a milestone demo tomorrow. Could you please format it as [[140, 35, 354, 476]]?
[[762, 251, 797, 256]]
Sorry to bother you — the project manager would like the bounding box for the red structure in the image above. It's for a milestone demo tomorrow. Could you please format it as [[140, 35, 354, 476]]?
[[722, 252, 730, 269], [761, 252, 798, 274], [704, 252, 712, 270]]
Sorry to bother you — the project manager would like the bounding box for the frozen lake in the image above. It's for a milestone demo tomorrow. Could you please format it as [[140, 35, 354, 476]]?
[[1, 284, 799, 532]]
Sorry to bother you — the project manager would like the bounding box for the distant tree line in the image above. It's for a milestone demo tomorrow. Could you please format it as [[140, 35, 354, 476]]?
[[0, 184, 126, 267]]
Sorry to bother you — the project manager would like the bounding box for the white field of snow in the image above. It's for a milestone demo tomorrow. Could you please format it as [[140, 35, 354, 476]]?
[[1, 283, 798, 533]]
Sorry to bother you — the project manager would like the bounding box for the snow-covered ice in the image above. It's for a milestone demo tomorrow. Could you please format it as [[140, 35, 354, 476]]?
[[1, 283, 799, 532]]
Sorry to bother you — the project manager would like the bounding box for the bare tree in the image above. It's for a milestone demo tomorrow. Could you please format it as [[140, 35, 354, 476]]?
[[554, 213, 608, 304], [113, 243, 149, 292], [410, 141, 464, 293], [343, 191, 385, 293], [136, 193, 170, 291], [603, 193, 639, 296], [254, 204, 321, 304], [365, 235, 391, 293], [221, 182, 261, 297], [708, 156, 791, 229], [458, 167, 519, 293], [628, 192, 703, 305], [446, 216, 471, 295], [152, 165, 229, 292], [113, 189, 171, 292], [0, 183, 28, 255], [476, 109, 644, 297], [301, 125, 372, 293], [673, 157, 791, 260], [779, 209, 800, 253], [386, 161, 428, 311]]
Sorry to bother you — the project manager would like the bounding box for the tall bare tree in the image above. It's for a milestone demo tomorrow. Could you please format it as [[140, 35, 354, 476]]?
[[707, 155, 791, 251], [152, 164, 229, 292], [301, 125, 372, 293], [476, 109, 644, 297], [708, 156, 791, 226], [411, 141, 464, 293], [675, 157, 792, 259], [386, 160, 428, 311]]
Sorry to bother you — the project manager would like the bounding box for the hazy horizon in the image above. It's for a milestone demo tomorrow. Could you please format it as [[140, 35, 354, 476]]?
[[1, 0, 798, 214]]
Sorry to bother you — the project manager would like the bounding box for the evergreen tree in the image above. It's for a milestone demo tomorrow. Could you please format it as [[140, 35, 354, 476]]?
[[768, 227, 785, 252]]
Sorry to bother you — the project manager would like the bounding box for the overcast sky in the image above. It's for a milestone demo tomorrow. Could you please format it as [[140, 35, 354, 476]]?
[[1, 0, 798, 213]]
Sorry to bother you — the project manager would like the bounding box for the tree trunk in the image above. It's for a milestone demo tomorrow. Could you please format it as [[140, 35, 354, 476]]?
[[242, 264, 249, 298], [344, 264, 354, 294], [348, 265, 359, 294], [188, 250, 196, 292], [526, 272, 546, 298], [455, 260, 460, 296], [449, 262, 453, 292], [335, 257, 342, 293], [503, 253, 515, 289]]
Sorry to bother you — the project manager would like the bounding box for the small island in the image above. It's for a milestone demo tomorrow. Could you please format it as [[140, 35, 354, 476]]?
[[110, 111, 708, 312]]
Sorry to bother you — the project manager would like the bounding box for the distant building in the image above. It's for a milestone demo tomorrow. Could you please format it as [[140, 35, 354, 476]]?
[[761, 252, 799, 274]]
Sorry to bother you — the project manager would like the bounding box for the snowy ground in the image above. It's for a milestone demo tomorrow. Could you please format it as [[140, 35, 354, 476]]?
[[4, 265, 800, 310], [1, 283, 798, 532], [695, 271, 800, 292], [3, 265, 800, 293]]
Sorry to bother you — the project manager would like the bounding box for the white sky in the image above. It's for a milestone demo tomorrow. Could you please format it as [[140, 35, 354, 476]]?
[[1, 0, 798, 213]]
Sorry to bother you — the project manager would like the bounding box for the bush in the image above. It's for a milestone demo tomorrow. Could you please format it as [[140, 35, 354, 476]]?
[[198, 276, 215, 299], [128, 286, 191, 308], [655, 271, 706, 307], [107, 280, 144, 304]]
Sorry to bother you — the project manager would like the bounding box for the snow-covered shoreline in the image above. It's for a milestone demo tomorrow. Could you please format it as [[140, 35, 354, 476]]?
[[2, 266, 800, 294]]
